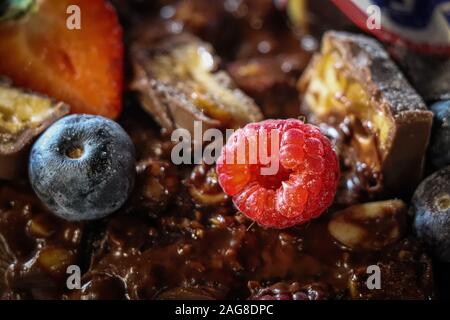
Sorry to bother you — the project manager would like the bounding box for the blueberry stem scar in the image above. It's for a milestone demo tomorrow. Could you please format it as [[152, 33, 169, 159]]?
[[436, 194, 450, 212], [66, 146, 84, 159]]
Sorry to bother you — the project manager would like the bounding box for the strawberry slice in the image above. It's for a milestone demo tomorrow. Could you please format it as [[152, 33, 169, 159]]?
[[216, 119, 340, 229], [0, 0, 123, 119]]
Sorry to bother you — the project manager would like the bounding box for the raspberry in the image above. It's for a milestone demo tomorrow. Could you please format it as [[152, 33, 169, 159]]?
[[216, 119, 339, 228]]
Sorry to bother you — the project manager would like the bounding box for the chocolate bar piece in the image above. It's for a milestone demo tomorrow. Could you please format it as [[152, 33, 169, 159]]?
[[0, 83, 69, 179], [299, 31, 433, 203], [130, 30, 263, 136]]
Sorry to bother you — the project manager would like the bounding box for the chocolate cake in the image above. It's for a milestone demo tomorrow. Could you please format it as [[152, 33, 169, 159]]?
[[0, 0, 444, 300]]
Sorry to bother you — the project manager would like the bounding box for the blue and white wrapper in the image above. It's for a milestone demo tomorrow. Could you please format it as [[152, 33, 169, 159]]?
[[332, 0, 450, 55]]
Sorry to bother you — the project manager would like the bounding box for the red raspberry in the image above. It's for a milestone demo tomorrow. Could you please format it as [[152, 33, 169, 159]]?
[[216, 119, 340, 228]]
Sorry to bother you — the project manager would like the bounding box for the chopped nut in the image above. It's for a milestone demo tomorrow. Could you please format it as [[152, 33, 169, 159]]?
[[328, 200, 407, 251], [189, 186, 228, 206], [37, 247, 75, 274]]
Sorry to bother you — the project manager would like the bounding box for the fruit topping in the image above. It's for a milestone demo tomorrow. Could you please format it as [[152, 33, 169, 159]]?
[[0, 0, 441, 301], [28, 115, 136, 221], [216, 119, 339, 228], [0, 82, 69, 180], [328, 200, 407, 251], [299, 31, 433, 204], [130, 31, 263, 135], [37, 247, 75, 275], [0, 0, 123, 118], [411, 166, 450, 262], [429, 101, 450, 169]]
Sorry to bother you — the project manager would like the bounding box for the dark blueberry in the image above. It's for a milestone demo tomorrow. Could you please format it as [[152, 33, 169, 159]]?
[[411, 166, 450, 262], [29, 114, 136, 221], [429, 100, 450, 169]]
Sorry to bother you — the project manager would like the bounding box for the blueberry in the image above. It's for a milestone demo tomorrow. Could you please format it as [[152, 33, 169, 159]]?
[[411, 166, 450, 262], [29, 114, 136, 221], [429, 100, 450, 169]]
